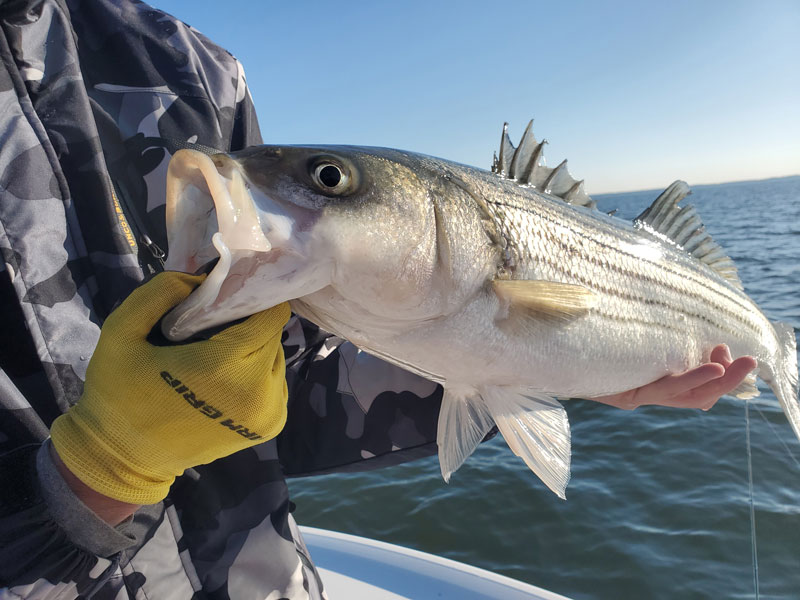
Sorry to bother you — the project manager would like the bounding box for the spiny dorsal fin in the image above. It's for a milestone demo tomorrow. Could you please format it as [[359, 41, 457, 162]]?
[[635, 181, 744, 290], [493, 279, 597, 324], [491, 120, 595, 210]]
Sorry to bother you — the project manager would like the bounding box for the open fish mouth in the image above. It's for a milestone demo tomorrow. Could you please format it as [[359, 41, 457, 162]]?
[[165, 149, 272, 265], [161, 149, 328, 341]]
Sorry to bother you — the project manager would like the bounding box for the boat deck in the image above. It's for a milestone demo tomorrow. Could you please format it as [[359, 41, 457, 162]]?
[[300, 526, 573, 600]]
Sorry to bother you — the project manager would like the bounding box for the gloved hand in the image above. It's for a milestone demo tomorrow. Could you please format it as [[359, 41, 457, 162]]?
[[50, 271, 291, 505]]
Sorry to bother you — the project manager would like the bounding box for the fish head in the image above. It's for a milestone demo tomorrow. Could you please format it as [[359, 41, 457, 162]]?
[[162, 145, 450, 340]]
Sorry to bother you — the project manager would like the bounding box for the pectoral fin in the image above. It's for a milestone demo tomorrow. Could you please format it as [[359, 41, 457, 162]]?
[[494, 279, 596, 324]]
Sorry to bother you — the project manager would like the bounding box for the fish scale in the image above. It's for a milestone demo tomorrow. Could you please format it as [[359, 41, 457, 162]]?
[[159, 124, 799, 498], [481, 182, 763, 340]]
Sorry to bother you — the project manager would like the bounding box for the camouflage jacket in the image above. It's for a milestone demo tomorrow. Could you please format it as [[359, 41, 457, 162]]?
[[0, 1, 443, 598]]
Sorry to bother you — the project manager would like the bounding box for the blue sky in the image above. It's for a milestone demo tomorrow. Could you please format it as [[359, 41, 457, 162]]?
[[155, 1, 799, 194]]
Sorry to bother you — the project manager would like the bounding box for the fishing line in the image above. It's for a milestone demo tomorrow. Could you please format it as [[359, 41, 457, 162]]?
[[745, 402, 760, 600], [753, 403, 800, 470]]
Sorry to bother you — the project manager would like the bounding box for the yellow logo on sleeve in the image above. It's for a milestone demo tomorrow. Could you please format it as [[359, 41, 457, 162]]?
[[111, 188, 138, 250]]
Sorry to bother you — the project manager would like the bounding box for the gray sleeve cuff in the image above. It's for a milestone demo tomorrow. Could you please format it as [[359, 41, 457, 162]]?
[[36, 439, 136, 557]]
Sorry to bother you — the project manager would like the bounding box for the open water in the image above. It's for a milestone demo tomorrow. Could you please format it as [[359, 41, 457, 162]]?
[[288, 176, 800, 600]]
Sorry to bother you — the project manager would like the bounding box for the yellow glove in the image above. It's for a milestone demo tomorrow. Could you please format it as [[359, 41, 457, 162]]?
[[50, 271, 291, 505]]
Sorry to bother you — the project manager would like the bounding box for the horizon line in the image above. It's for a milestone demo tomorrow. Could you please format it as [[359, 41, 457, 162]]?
[[593, 173, 800, 197]]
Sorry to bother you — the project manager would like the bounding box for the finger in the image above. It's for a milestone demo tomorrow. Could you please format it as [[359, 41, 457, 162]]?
[[680, 356, 758, 411], [212, 302, 292, 351], [709, 344, 733, 368], [635, 362, 725, 406], [590, 389, 637, 410]]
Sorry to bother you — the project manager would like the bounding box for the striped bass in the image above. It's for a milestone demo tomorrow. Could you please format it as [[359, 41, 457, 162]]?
[[160, 122, 799, 498]]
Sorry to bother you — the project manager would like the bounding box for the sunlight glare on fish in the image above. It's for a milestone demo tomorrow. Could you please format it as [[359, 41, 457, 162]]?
[[619, 240, 664, 262]]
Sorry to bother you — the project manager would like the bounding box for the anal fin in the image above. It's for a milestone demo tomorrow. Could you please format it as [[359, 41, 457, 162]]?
[[437, 386, 573, 499], [732, 372, 760, 400], [483, 387, 572, 499]]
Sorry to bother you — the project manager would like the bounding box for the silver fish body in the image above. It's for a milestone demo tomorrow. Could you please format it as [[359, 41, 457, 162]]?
[[161, 129, 799, 497]]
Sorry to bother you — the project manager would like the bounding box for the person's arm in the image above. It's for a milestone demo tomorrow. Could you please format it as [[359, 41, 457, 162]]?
[[3, 272, 290, 597], [49, 445, 139, 526], [0, 441, 134, 597]]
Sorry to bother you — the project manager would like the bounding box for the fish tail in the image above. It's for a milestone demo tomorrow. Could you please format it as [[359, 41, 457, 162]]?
[[767, 321, 800, 442]]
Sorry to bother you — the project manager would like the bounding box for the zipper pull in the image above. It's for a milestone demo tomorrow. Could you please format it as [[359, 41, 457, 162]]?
[[141, 234, 166, 267]]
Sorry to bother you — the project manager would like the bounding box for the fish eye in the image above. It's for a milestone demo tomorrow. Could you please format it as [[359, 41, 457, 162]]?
[[312, 161, 349, 194], [318, 164, 342, 187]]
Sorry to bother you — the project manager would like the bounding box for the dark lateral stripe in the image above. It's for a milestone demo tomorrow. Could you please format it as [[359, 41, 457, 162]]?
[[532, 253, 752, 339], [586, 309, 742, 340], [575, 207, 752, 313], [488, 202, 762, 336], [589, 312, 685, 335], [537, 242, 759, 335], [487, 198, 759, 322], [487, 194, 755, 314]]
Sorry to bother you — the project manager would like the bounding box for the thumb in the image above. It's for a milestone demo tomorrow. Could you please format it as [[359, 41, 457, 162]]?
[[106, 271, 207, 337]]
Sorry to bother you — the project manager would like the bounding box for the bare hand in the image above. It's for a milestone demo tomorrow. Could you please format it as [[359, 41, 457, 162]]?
[[592, 345, 758, 411]]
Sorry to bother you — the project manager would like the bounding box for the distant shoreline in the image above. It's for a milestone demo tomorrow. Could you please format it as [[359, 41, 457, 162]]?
[[595, 174, 800, 198]]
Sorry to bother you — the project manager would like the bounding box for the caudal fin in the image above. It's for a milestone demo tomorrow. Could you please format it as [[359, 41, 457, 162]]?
[[768, 322, 800, 442]]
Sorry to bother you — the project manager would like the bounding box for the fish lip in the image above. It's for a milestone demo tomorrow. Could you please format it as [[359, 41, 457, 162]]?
[[163, 149, 313, 272], [162, 149, 273, 340], [164, 149, 270, 274], [161, 149, 332, 341]]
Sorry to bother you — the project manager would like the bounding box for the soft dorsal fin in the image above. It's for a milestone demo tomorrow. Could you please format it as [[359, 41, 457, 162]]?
[[491, 121, 595, 209], [635, 181, 744, 290]]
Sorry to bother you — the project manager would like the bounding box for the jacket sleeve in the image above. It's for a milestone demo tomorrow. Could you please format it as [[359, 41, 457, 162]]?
[[277, 316, 448, 476], [229, 59, 264, 150], [0, 436, 134, 598]]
